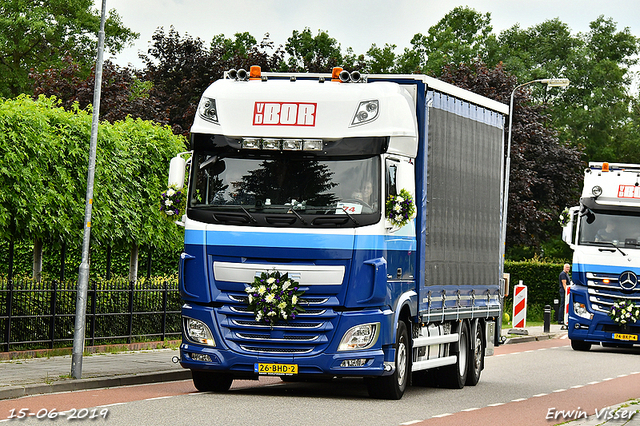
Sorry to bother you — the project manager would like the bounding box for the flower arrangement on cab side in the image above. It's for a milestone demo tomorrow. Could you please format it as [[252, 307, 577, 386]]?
[[245, 270, 305, 326], [558, 207, 570, 227], [608, 299, 639, 325], [385, 188, 416, 228], [160, 184, 185, 219]]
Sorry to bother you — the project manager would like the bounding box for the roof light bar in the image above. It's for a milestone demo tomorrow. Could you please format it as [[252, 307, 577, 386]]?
[[240, 138, 324, 151]]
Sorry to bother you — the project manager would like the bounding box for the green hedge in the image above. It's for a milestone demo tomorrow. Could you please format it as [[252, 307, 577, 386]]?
[[504, 259, 564, 321]]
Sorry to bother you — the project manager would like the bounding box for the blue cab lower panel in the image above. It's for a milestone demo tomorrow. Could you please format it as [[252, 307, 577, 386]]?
[[179, 303, 397, 378], [568, 287, 639, 345]]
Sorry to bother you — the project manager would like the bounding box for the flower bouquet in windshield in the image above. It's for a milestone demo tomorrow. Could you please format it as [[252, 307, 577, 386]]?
[[608, 299, 640, 325], [245, 271, 305, 326]]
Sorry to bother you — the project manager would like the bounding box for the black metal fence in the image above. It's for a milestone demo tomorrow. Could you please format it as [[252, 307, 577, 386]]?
[[0, 276, 182, 352]]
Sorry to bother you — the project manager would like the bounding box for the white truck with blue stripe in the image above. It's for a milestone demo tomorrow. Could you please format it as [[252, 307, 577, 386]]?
[[563, 162, 640, 351], [168, 67, 507, 399]]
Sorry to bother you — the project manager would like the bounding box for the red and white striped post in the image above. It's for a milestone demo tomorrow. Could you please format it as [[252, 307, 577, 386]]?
[[512, 281, 527, 329]]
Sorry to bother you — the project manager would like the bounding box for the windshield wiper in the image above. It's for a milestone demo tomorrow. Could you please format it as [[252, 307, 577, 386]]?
[[584, 241, 627, 256], [240, 206, 258, 224], [288, 208, 308, 225], [340, 206, 360, 226]]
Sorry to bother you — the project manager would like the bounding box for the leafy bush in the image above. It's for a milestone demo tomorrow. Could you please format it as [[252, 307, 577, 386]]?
[[504, 258, 564, 322]]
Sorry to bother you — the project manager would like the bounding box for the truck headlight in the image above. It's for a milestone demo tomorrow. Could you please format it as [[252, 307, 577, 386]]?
[[350, 100, 379, 126], [198, 97, 219, 124], [338, 323, 379, 351], [184, 317, 216, 346], [573, 302, 594, 320]]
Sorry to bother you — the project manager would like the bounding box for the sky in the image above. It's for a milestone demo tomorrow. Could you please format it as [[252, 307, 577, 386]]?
[[105, 0, 640, 70]]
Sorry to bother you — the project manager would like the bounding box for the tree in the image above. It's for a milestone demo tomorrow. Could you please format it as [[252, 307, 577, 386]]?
[[440, 61, 584, 247], [397, 6, 492, 75], [365, 44, 398, 74], [31, 55, 168, 125], [0, 0, 138, 97], [485, 16, 640, 163], [282, 28, 343, 73]]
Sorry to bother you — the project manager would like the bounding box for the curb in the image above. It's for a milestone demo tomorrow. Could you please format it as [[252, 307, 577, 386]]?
[[503, 333, 562, 344], [0, 369, 192, 401]]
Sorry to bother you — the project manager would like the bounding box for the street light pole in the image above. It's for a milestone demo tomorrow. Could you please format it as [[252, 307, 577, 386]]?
[[71, 0, 107, 380], [498, 78, 569, 334]]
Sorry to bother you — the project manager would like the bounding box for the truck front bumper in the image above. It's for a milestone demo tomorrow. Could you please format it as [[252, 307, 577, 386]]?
[[179, 304, 397, 379], [179, 343, 391, 379]]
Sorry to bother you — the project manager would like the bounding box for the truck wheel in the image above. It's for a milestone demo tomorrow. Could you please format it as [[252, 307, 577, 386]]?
[[465, 321, 484, 386], [570, 340, 591, 351], [191, 370, 233, 392], [366, 321, 409, 400], [438, 321, 469, 389]]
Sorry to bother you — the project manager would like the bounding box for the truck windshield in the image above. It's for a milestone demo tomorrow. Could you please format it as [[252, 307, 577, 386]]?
[[578, 210, 640, 249], [188, 153, 381, 227]]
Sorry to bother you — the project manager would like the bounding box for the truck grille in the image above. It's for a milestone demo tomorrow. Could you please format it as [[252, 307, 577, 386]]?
[[587, 272, 640, 314], [217, 292, 338, 356]]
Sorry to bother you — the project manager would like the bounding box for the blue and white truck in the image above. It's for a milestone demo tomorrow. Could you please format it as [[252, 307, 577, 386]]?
[[563, 162, 640, 351], [168, 66, 508, 399]]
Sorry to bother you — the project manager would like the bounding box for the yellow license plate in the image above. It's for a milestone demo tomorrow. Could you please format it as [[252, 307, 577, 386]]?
[[613, 333, 638, 341], [254, 363, 298, 375]]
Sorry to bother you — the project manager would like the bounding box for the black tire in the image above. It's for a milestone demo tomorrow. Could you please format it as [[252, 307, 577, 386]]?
[[367, 321, 409, 400], [571, 339, 591, 351], [438, 321, 469, 389], [191, 370, 233, 392], [465, 321, 484, 386]]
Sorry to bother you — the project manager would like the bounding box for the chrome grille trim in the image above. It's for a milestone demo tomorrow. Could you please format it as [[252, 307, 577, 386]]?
[[236, 333, 319, 342], [240, 345, 313, 354], [587, 272, 618, 281], [587, 281, 622, 290], [588, 288, 640, 300], [231, 319, 323, 329], [228, 294, 329, 305], [301, 298, 330, 304], [229, 306, 326, 316]]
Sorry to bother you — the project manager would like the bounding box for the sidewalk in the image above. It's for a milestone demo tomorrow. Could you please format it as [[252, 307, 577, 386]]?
[[501, 322, 568, 344], [0, 347, 190, 400], [0, 323, 567, 401]]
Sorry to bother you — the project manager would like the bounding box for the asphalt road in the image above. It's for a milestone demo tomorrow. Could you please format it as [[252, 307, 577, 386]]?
[[1, 338, 639, 426]]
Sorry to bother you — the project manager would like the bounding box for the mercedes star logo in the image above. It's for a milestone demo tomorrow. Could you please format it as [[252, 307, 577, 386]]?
[[619, 271, 638, 291]]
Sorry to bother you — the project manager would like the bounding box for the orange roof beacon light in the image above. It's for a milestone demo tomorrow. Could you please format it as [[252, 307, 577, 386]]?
[[250, 66, 261, 81], [602, 162, 610, 172], [332, 67, 343, 82]]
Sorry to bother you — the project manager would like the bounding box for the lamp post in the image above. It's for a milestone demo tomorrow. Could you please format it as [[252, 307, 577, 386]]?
[[498, 78, 570, 335], [71, 0, 107, 380]]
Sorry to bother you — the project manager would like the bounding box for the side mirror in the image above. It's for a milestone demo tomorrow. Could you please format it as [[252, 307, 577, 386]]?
[[168, 155, 186, 189], [562, 219, 573, 244], [562, 206, 579, 245]]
